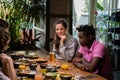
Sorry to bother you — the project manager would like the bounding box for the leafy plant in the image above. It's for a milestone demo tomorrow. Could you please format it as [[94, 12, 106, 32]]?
[[0, 0, 46, 50], [96, 2, 104, 11]]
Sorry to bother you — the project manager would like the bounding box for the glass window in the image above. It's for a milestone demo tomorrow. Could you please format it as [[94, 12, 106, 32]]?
[[95, 0, 110, 43], [72, 0, 90, 39], [117, 0, 120, 8]]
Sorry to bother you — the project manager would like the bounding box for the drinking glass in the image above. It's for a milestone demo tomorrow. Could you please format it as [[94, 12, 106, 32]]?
[[61, 63, 69, 70], [61, 53, 69, 70], [62, 53, 68, 62], [19, 64, 26, 73], [34, 73, 43, 80], [19, 64, 26, 71], [49, 52, 55, 62]]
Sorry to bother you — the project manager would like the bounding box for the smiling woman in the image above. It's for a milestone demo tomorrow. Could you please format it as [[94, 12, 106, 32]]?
[[52, 18, 79, 62]]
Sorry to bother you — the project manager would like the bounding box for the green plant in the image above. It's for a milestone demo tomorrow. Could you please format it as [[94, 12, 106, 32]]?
[[96, 2, 104, 11], [0, 0, 46, 50]]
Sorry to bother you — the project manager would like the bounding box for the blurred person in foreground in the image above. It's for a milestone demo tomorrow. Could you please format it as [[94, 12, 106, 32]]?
[[72, 24, 113, 80], [52, 18, 79, 61], [0, 19, 17, 80], [0, 19, 9, 32]]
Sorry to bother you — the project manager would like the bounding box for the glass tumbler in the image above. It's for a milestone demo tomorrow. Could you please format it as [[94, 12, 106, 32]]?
[[49, 52, 55, 62], [61, 53, 69, 70]]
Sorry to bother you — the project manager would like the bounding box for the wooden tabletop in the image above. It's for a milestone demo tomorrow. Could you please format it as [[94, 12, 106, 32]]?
[[47, 59, 107, 80], [9, 50, 106, 80]]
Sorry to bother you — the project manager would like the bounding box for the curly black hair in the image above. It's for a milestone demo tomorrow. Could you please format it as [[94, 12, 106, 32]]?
[[76, 24, 96, 37]]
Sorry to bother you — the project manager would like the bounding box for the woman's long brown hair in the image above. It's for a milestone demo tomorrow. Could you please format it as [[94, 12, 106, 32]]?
[[53, 18, 68, 50]]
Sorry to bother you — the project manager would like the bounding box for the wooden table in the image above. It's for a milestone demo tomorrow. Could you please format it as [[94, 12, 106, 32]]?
[[9, 50, 106, 80], [47, 59, 106, 80]]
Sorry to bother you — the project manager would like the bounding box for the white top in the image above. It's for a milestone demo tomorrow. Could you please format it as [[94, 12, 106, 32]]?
[[0, 70, 10, 80]]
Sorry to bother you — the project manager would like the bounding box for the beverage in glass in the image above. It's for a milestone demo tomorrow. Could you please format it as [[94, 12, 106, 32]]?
[[61, 63, 69, 70], [34, 73, 43, 80], [49, 52, 55, 62], [19, 64, 26, 71]]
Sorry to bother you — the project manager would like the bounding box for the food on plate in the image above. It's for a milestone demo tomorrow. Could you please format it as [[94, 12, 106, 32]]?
[[60, 73, 73, 80], [45, 72, 57, 80], [35, 58, 48, 63]]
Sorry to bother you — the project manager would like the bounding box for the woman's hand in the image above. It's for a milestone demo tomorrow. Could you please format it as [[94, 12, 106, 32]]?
[[0, 53, 12, 63], [0, 53, 17, 80], [60, 34, 66, 46]]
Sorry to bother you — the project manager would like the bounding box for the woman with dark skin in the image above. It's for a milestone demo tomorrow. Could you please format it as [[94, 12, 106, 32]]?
[[72, 24, 113, 80]]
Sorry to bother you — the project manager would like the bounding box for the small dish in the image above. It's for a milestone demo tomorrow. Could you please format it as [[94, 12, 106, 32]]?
[[45, 72, 57, 80], [30, 64, 37, 70], [35, 58, 48, 63], [25, 55, 39, 59], [28, 70, 36, 78], [14, 62, 22, 68], [40, 63, 47, 68], [60, 73, 73, 80], [46, 65, 57, 72], [11, 54, 24, 60], [17, 70, 36, 78]]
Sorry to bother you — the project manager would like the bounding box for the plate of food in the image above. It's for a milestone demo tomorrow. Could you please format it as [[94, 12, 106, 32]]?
[[45, 72, 57, 80], [17, 70, 36, 78], [60, 73, 73, 80], [35, 58, 48, 63], [24, 55, 39, 59], [10, 54, 25, 60]]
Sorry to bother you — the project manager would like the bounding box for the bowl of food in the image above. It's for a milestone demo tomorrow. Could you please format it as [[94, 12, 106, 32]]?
[[25, 55, 39, 59], [45, 72, 57, 80], [46, 65, 57, 72], [13, 62, 22, 69], [40, 63, 47, 68], [30, 64, 37, 70], [27, 71, 36, 79], [35, 58, 48, 63], [60, 73, 73, 80], [11, 54, 24, 60]]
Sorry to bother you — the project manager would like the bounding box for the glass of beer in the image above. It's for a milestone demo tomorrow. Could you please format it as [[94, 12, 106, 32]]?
[[49, 52, 55, 62]]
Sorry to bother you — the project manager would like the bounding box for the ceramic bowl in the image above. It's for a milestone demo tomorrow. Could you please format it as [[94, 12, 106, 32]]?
[[13, 62, 21, 68], [46, 65, 57, 72], [40, 63, 47, 68], [60, 73, 72, 80], [11, 54, 24, 60], [45, 72, 57, 80], [29, 64, 37, 70]]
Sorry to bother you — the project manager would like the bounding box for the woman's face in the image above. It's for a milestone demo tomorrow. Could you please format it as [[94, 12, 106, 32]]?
[[55, 23, 66, 37], [78, 32, 89, 46]]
